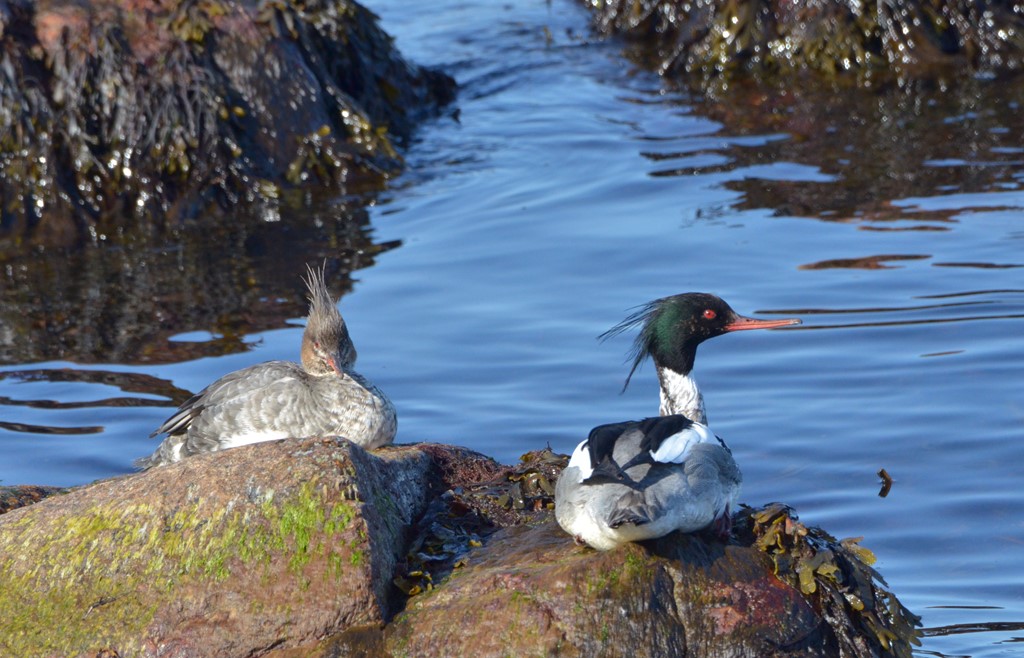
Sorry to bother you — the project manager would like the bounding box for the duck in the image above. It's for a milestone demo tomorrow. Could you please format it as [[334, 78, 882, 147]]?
[[555, 293, 800, 550], [137, 264, 397, 468]]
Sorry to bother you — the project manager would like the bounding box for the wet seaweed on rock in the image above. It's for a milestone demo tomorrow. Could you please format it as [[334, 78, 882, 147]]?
[[497, 449, 564, 513], [392, 448, 566, 601], [0, 485, 66, 515], [582, 0, 1024, 89], [739, 502, 922, 658], [0, 0, 455, 244]]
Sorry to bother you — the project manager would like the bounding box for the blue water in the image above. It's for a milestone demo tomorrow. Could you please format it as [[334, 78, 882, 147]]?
[[3, 1, 1024, 655]]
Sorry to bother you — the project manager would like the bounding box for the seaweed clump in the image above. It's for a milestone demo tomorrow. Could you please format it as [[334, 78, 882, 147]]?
[[0, 486, 65, 515], [0, 0, 455, 245], [739, 502, 922, 658], [392, 447, 566, 600], [582, 0, 1024, 88]]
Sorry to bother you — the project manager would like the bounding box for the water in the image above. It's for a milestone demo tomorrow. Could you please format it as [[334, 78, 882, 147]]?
[[2, 1, 1024, 655]]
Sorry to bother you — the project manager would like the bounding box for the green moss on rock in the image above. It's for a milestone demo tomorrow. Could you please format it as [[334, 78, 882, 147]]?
[[0, 467, 359, 656], [0, 440, 437, 657]]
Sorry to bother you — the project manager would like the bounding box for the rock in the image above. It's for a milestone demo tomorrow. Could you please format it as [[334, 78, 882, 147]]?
[[378, 508, 918, 658], [0, 0, 455, 245], [582, 0, 1024, 88], [0, 442, 920, 658], [0, 438, 434, 657]]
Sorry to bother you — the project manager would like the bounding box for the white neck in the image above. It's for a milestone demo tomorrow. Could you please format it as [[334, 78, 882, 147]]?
[[657, 367, 707, 424]]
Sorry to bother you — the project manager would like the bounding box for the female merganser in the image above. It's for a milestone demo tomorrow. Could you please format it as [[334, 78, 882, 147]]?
[[555, 293, 800, 550], [137, 265, 397, 468]]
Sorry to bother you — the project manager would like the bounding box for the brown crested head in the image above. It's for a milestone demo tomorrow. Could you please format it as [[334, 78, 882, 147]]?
[[300, 263, 357, 376]]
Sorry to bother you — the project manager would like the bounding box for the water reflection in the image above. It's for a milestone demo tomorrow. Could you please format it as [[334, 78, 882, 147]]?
[[0, 199, 399, 366], [638, 78, 1023, 224], [799, 254, 930, 270]]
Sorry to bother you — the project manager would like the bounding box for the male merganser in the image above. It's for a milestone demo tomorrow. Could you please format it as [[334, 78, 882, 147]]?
[[137, 265, 397, 468], [555, 293, 800, 550]]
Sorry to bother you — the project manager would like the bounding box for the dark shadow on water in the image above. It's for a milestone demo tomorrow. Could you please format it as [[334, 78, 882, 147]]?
[[761, 301, 997, 315], [771, 314, 1024, 331], [0, 421, 103, 435], [0, 367, 194, 436], [0, 368, 190, 407], [921, 620, 1024, 638], [933, 262, 1024, 269]]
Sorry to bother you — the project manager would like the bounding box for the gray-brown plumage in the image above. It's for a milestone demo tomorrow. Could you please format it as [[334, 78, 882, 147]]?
[[138, 265, 396, 468]]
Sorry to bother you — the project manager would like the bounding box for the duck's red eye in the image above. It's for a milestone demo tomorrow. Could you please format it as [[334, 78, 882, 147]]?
[[703, 309, 717, 320]]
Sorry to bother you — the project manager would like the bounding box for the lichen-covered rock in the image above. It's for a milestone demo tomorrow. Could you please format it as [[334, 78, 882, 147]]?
[[582, 0, 1024, 88], [0, 0, 455, 245], [0, 438, 433, 657]]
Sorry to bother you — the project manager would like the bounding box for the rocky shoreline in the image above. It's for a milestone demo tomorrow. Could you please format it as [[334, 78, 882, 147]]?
[[582, 0, 1024, 89], [0, 438, 919, 657], [0, 0, 455, 246]]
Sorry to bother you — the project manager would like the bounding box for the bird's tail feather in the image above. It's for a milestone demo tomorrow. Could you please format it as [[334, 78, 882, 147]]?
[[606, 490, 651, 528]]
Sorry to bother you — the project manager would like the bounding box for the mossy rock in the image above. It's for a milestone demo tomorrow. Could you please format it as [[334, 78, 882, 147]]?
[[0, 439, 433, 657], [0, 442, 920, 657]]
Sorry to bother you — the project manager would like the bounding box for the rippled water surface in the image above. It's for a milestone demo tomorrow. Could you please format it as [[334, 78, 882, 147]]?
[[2, 1, 1023, 655]]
